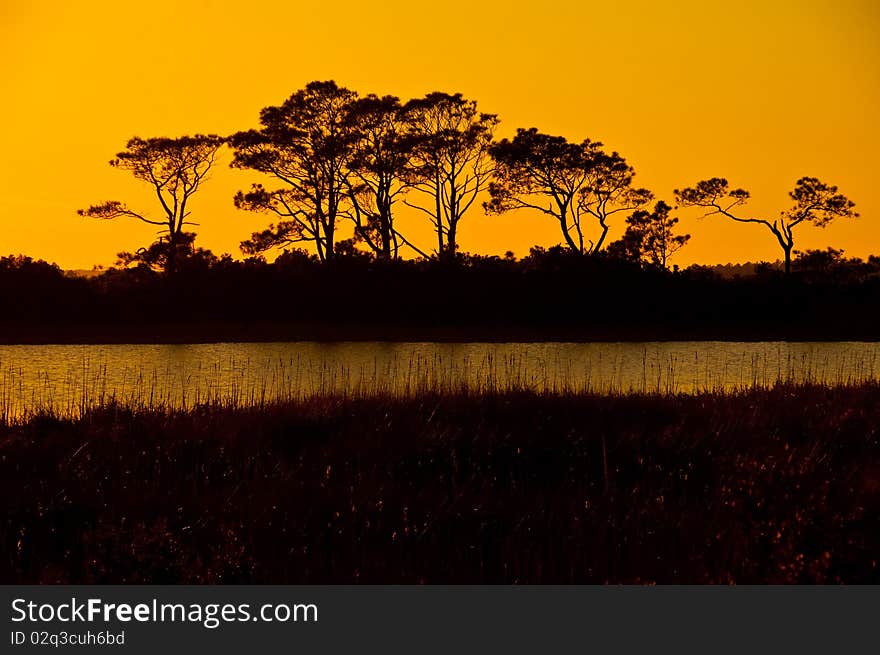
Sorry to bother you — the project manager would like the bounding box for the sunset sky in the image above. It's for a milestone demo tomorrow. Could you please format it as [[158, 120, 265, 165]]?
[[1, 0, 877, 269]]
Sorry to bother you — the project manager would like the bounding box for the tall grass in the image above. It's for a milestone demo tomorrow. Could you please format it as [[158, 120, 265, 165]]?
[[0, 342, 878, 421], [2, 383, 879, 583]]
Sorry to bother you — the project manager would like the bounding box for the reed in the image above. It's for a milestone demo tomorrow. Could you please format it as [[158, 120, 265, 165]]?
[[0, 344, 877, 422], [1, 382, 879, 583]]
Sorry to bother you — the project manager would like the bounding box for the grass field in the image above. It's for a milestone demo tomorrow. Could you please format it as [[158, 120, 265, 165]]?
[[2, 384, 879, 583]]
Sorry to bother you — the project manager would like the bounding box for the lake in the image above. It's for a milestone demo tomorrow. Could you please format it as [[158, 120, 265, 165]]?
[[1, 341, 878, 418]]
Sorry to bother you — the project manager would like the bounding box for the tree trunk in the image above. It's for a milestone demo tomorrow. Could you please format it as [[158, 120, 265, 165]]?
[[435, 177, 444, 257], [593, 222, 610, 254], [325, 222, 335, 263], [380, 214, 392, 260], [165, 232, 180, 275], [446, 222, 457, 261], [436, 218, 444, 258], [559, 216, 580, 253]]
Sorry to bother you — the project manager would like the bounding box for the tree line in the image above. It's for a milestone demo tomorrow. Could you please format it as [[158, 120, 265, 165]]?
[[78, 80, 859, 275]]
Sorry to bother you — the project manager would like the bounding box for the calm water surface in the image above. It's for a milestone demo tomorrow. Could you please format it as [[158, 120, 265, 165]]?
[[0, 341, 877, 417]]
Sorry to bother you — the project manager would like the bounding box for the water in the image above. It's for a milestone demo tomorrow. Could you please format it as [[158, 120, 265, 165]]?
[[0, 341, 878, 418]]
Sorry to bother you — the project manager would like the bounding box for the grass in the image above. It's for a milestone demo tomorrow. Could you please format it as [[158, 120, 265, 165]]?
[[1, 342, 878, 421], [2, 383, 879, 583]]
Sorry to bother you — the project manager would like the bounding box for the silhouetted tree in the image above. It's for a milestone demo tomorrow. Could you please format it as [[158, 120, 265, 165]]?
[[344, 95, 425, 259], [674, 177, 857, 274], [790, 247, 868, 284], [78, 135, 224, 273], [486, 128, 651, 254], [794, 247, 846, 272], [403, 93, 498, 260], [578, 149, 653, 253], [115, 232, 217, 272], [605, 228, 643, 263], [608, 201, 690, 269], [231, 81, 359, 263]]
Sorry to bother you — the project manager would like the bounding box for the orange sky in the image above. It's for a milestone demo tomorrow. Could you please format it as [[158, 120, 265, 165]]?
[[1, 0, 877, 269]]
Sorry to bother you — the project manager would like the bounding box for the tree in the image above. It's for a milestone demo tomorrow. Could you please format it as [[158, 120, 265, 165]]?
[[674, 177, 857, 274], [486, 128, 651, 254], [577, 149, 653, 254], [230, 81, 359, 263], [78, 134, 224, 273], [115, 232, 217, 272], [344, 95, 425, 259], [794, 246, 846, 273], [403, 93, 498, 260], [609, 201, 690, 269]]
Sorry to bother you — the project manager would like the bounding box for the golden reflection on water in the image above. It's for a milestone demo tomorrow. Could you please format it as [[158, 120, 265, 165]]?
[[0, 341, 878, 419]]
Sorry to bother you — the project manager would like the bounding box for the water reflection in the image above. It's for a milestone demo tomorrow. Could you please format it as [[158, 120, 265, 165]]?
[[0, 341, 877, 418]]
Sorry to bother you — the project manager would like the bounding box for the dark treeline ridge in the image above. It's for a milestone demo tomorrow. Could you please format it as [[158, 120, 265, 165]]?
[[3, 384, 879, 583], [4, 79, 864, 342], [2, 247, 880, 342], [0, 249, 880, 343]]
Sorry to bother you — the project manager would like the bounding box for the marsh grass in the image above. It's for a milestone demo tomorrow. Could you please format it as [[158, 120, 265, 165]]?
[[0, 343, 877, 422], [1, 383, 879, 583]]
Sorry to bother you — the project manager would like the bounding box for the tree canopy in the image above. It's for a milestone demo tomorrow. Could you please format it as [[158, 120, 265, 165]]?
[[486, 128, 651, 255], [344, 94, 422, 259], [231, 81, 360, 263], [73, 82, 861, 277], [78, 134, 225, 272], [675, 177, 857, 274], [607, 201, 690, 269], [403, 92, 498, 260]]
